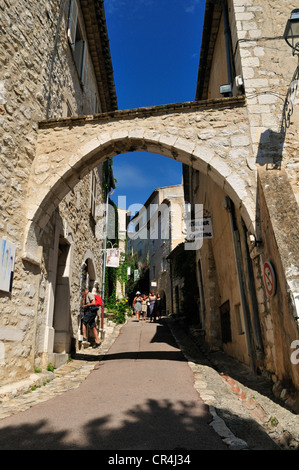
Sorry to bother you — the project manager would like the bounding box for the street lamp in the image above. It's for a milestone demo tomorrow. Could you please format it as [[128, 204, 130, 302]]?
[[283, 8, 299, 55], [282, 9, 299, 128]]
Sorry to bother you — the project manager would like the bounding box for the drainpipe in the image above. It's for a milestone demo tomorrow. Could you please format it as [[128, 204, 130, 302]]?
[[100, 188, 110, 334], [101, 183, 116, 335], [168, 258, 174, 314], [169, 205, 174, 314], [223, 197, 256, 371], [241, 220, 264, 361]]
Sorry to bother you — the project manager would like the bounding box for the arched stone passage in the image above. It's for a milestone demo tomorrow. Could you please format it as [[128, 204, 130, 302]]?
[[22, 98, 257, 264]]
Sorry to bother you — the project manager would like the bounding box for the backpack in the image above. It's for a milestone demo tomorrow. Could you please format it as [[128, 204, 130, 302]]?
[[94, 294, 102, 306]]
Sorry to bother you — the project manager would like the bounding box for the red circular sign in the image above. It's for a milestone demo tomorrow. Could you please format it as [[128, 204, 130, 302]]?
[[263, 261, 276, 297]]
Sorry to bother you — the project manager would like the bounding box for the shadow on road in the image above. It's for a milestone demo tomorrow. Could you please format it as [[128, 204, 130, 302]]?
[[0, 396, 275, 450]]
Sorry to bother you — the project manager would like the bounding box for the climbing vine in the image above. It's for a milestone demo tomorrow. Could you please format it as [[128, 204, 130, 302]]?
[[102, 158, 117, 198]]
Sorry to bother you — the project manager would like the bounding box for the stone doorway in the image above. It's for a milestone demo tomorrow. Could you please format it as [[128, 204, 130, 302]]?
[[53, 236, 72, 355]]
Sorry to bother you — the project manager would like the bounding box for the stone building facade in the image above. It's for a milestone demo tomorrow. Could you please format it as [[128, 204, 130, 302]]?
[[0, 0, 117, 382], [184, 0, 299, 406], [0, 0, 299, 406], [127, 184, 186, 314], [148, 185, 186, 315]]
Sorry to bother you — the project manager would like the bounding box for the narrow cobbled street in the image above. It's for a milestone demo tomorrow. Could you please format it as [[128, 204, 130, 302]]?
[[0, 317, 298, 452]]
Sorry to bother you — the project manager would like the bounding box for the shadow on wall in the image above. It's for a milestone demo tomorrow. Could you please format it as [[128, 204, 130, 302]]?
[[256, 128, 283, 169], [255, 60, 299, 169]]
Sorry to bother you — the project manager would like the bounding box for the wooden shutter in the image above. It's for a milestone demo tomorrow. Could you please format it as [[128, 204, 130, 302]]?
[[74, 39, 85, 80]]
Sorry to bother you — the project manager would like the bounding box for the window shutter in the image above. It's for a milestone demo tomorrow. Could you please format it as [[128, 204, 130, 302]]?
[[67, 0, 78, 48], [74, 39, 83, 76]]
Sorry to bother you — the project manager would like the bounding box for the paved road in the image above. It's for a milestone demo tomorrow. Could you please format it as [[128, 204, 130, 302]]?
[[0, 318, 228, 450]]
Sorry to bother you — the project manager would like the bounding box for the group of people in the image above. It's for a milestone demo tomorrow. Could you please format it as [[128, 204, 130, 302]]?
[[132, 291, 162, 322], [80, 287, 163, 347], [81, 288, 102, 348]]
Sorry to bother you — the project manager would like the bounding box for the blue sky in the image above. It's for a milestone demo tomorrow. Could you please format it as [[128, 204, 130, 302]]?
[[104, 0, 205, 214]]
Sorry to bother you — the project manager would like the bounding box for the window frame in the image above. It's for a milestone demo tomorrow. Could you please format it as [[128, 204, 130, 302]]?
[[90, 170, 98, 220], [67, 0, 86, 84]]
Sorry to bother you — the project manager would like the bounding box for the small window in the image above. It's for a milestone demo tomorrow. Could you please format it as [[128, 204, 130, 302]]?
[[68, 0, 86, 83], [90, 171, 97, 219], [73, 23, 86, 81]]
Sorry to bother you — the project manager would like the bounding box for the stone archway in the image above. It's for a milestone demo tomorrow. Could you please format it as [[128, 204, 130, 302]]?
[[22, 98, 257, 264]]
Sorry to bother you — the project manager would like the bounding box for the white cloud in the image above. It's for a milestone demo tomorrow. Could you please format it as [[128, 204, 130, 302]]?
[[113, 162, 152, 189], [105, 0, 154, 18], [104, 0, 124, 16], [185, 0, 202, 14]]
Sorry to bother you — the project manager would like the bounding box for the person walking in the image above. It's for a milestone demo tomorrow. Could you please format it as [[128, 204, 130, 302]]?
[[82, 288, 101, 348], [149, 292, 157, 322], [133, 291, 143, 321], [147, 295, 151, 320], [141, 294, 148, 321], [155, 293, 161, 320]]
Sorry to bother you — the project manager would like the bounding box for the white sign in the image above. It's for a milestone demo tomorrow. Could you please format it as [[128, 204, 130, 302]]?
[[106, 249, 120, 268], [186, 217, 213, 240], [151, 281, 157, 287], [0, 239, 16, 293]]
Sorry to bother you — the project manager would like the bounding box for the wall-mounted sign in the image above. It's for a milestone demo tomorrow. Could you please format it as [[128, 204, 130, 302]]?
[[0, 238, 16, 293], [263, 261, 276, 297], [186, 217, 213, 240], [106, 249, 120, 268]]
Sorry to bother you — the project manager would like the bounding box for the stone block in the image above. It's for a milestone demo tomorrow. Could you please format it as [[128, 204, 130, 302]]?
[[0, 327, 24, 342]]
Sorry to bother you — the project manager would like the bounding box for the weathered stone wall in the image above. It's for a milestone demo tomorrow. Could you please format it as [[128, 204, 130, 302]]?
[[1, 0, 298, 393], [148, 185, 185, 314], [230, 0, 299, 200], [34, 169, 104, 369], [256, 168, 299, 395], [0, 0, 105, 384], [0, 0, 61, 383], [192, 0, 299, 395], [230, 0, 299, 389], [194, 173, 250, 365]]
